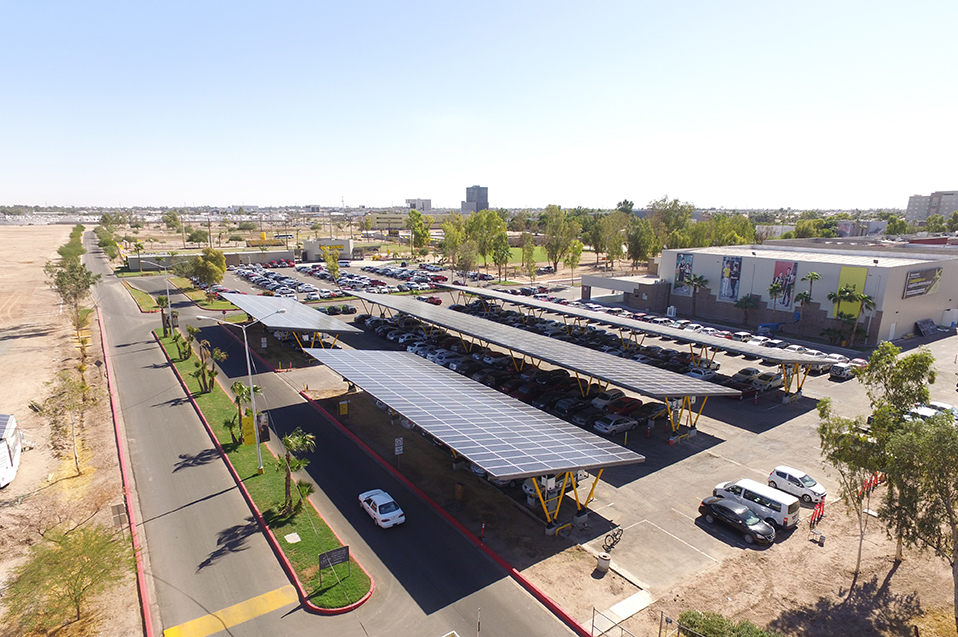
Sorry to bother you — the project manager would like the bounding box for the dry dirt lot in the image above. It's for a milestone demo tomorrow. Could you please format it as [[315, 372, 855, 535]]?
[[0, 225, 140, 637]]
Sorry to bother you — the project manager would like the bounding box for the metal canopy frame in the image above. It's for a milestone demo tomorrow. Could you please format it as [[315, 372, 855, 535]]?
[[220, 292, 360, 350], [440, 284, 825, 395], [350, 290, 739, 441], [306, 349, 644, 523]]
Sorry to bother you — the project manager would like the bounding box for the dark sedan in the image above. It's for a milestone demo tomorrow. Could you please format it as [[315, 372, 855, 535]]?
[[698, 496, 776, 545]]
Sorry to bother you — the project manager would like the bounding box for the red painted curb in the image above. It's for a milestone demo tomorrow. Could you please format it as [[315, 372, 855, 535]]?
[[299, 392, 592, 637], [153, 332, 372, 614], [97, 307, 155, 637]]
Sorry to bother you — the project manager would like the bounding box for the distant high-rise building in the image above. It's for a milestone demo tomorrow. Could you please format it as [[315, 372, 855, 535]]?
[[461, 185, 488, 215], [906, 190, 958, 223], [405, 198, 432, 212]]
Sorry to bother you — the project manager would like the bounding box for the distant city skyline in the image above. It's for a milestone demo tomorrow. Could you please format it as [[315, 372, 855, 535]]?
[[1, 3, 955, 210]]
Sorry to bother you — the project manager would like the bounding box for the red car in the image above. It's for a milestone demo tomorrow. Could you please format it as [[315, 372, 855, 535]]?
[[416, 295, 442, 305], [725, 381, 761, 401], [605, 396, 644, 415]]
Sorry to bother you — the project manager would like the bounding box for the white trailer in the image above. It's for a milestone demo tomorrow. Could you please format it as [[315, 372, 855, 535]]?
[[0, 414, 22, 488]]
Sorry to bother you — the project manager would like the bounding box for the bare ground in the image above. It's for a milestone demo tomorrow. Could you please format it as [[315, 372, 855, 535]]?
[[0, 226, 140, 636]]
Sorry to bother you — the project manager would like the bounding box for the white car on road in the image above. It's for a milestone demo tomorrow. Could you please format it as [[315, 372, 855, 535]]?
[[359, 489, 406, 528]]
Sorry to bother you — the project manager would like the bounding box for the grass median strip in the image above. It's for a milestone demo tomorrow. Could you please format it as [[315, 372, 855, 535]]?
[[155, 331, 371, 608]]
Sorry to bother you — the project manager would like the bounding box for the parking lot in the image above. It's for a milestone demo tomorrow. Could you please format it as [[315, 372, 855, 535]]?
[[220, 260, 956, 622]]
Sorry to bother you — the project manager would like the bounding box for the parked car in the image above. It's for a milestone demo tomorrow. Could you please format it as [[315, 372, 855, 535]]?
[[593, 414, 638, 435], [768, 466, 827, 504], [729, 367, 761, 384], [698, 496, 776, 545], [571, 406, 607, 428], [829, 363, 854, 380], [591, 388, 626, 409], [685, 368, 717, 382], [359, 489, 406, 528], [751, 371, 784, 391], [604, 396, 643, 415]]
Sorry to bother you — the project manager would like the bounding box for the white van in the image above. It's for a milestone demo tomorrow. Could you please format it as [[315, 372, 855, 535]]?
[[714, 478, 800, 529], [0, 414, 23, 488]]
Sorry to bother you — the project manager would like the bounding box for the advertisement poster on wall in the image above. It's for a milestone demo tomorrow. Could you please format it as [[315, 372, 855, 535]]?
[[769, 261, 798, 309], [835, 266, 868, 317], [719, 256, 742, 301], [903, 267, 942, 299], [673, 253, 694, 296]]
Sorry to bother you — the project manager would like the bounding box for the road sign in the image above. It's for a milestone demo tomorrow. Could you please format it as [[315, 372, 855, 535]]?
[[318, 546, 349, 569], [395, 437, 403, 455]]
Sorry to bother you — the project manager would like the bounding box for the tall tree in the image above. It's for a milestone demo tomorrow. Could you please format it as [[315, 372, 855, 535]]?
[[801, 271, 821, 299], [626, 216, 657, 267], [886, 216, 909, 234], [883, 414, 958, 632], [563, 240, 584, 286], [767, 280, 784, 311], [542, 205, 581, 273], [615, 199, 634, 214], [230, 381, 261, 445], [648, 196, 694, 245], [794, 290, 812, 321], [597, 211, 629, 270], [827, 283, 858, 318], [491, 232, 512, 282], [439, 213, 465, 272], [44, 260, 102, 342], [521, 233, 537, 282], [406, 209, 432, 252], [818, 398, 881, 582], [848, 293, 876, 347]]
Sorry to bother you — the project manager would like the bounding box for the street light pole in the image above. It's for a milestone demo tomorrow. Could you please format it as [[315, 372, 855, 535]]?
[[197, 309, 285, 474]]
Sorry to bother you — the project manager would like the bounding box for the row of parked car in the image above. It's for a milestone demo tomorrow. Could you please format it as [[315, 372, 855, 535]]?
[[700, 466, 827, 545], [353, 313, 666, 441]]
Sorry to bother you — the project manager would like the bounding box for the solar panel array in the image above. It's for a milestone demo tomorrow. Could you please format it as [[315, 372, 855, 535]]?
[[350, 290, 739, 398], [439, 284, 822, 364], [221, 293, 361, 333], [306, 349, 645, 480]]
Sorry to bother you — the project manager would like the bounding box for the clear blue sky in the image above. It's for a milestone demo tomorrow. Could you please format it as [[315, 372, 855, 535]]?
[[2, 2, 955, 211]]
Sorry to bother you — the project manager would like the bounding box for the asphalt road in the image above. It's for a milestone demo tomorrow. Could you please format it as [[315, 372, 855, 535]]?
[[95, 245, 575, 636]]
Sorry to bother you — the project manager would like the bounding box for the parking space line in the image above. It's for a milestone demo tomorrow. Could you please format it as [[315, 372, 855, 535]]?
[[637, 520, 719, 562]]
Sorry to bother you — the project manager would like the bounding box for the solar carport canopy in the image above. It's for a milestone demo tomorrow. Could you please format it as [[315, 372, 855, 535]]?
[[221, 293, 361, 333], [440, 284, 822, 365], [306, 350, 645, 480], [350, 290, 738, 399]]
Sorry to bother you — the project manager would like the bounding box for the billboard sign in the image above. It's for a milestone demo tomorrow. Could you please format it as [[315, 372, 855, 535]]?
[[673, 253, 694, 296], [719, 256, 742, 301], [770, 261, 798, 309], [903, 267, 943, 299]]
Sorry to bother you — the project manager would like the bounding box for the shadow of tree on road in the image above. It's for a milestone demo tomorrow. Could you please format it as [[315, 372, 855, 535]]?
[[173, 448, 222, 472], [197, 517, 261, 571], [767, 573, 922, 637]]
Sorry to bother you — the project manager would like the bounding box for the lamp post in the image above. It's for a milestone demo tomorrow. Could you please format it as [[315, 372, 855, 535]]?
[[142, 259, 173, 335], [197, 309, 286, 474]]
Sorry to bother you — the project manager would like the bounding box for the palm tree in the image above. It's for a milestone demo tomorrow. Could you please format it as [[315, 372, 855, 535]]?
[[686, 274, 709, 318], [134, 241, 144, 271], [768, 281, 785, 312], [281, 428, 316, 514], [184, 325, 199, 360], [827, 284, 858, 318], [734, 296, 759, 326], [801, 271, 821, 299], [848, 293, 876, 347], [230, 381, 261, 443], [206, 347, 228, 392], [794, 291, 812, 321], [222, 416, 240, 445]]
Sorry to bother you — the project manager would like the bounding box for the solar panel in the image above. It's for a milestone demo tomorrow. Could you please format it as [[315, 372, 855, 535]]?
[[306, 349, 645, 480], [439, 284, 824, 365], [221, 293, 361, 333], [349, 290, 739, 398]]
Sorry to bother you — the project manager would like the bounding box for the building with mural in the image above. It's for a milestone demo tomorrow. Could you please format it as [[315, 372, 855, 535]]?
[[598, 243, 958, 345]]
